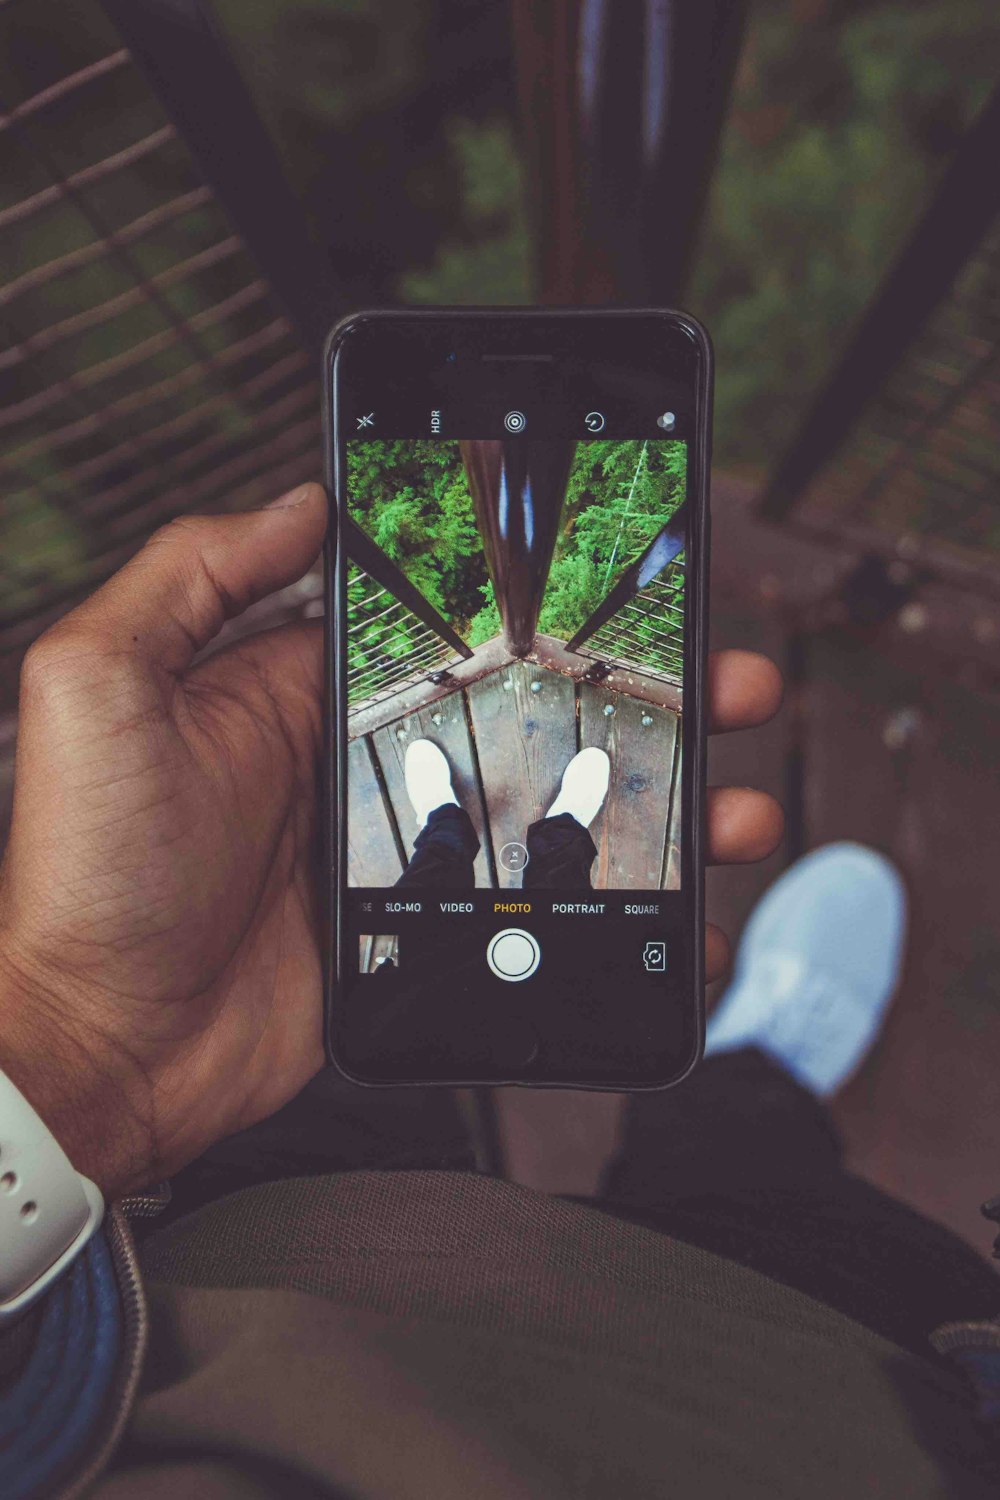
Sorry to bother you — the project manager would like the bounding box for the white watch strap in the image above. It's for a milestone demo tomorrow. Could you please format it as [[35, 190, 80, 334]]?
[[0, 1068, 104, 1321]]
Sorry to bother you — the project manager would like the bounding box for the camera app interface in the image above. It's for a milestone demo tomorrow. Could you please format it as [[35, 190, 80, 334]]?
[[340, 370, 695, 1082]]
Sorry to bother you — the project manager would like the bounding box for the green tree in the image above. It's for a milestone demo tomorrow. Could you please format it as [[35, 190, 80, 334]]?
[[345, 436, 688, 690], [539, 439, 687, 640], [347, 439, 488, 624]]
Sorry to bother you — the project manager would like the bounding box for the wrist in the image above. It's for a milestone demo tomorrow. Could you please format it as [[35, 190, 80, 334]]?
[[0, 947, 153, 1201]]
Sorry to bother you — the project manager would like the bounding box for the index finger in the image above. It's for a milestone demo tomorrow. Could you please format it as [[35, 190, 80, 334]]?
[[56, 485, 328, 678], [709, 649, 783, 734]]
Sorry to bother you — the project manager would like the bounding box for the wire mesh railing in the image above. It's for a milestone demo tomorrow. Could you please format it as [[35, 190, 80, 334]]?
[[347, 563, 464, 712], [758, 85, 1000, 593], [573, 559, 685, 688], [794, 212, 1000, 568], [0, 0, 320, 707], [565, 506, 687, 690]]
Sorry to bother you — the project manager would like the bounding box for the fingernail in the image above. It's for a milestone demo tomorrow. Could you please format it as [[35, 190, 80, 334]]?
[[265, 484, 313, 510]]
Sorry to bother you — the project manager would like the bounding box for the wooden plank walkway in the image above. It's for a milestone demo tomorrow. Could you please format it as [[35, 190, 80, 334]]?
[[346, 736, 402, 886], [468, 663, 578, 888], [578, 681, 679, 889], [347, 658, 683, 890], [373, 689, 495, 887]]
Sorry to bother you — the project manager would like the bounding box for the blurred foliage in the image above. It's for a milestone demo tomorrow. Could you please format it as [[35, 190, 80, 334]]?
[[691, 0, 1000, 468], [399, 117, 530, 306], [212, 0, 1000, 466], [4, 0, 1000, 644], [212, 0, 529, 305]]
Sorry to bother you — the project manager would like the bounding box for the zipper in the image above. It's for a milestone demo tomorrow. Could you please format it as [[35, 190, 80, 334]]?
[[53, 1200, 156, 1499], [118, 1182, 172, 1220]]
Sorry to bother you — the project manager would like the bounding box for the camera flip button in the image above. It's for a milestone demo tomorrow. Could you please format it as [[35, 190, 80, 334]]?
[[487, 928, 541, 982], [643, 940, 667, 972]]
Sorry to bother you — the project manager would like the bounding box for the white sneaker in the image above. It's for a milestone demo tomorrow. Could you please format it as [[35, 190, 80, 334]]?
[[404, 739, 458, 827], [705, 843, 907, 1097], [546, 747, 610, 829]]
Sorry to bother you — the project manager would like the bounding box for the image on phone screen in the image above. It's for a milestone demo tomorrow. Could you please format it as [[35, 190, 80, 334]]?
[[328, 313, 708, 1087], [347, 434, 685, 887]]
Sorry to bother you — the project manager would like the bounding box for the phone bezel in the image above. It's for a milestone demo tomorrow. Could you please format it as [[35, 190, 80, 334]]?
[[322, 307, 712, 1090]]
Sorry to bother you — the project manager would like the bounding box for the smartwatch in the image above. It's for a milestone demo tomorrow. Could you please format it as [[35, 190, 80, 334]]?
[[0, 1069, 104, 1321]]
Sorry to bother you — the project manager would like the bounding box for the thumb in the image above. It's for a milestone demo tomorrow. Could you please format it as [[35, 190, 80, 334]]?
[[60, 484, 328, 676]]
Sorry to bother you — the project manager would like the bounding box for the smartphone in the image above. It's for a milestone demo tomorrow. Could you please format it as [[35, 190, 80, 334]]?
[[323, 308, 710, 1089]]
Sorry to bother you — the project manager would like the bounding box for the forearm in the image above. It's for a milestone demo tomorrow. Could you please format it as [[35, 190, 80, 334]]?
[[0, 947, 151, 1202]]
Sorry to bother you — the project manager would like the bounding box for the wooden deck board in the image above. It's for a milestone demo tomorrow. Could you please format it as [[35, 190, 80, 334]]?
[[346, 736, 404, 886], [467, 661, 578, 888], [371, 694, 494, 886], [803, 633, 1000, 1255], [348, 636, 512, 740], [578, 684, 678, 889]]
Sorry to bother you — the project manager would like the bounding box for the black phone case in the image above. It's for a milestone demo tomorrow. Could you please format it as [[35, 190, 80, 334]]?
[[322, 306, 712, 1090]]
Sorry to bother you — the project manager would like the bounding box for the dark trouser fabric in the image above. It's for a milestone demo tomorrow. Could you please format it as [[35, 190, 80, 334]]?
[[159, 1068, 477, 1231], [167, 1044, 995, 1362], [395, 805, 598, 889], [395, 803, 480, 888], [165, 1047, 999, 1354], [167, 811, 1000, 1353], [601, 1048, 1000, 1356], [167, 1038, 1000, 1356], [523, 811, 598, 889]]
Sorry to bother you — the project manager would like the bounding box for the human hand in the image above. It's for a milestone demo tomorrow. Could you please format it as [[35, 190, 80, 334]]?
[[0, 484, 329, 1199], [704, 651, 785, 980], [0, 480, 781, 1198]]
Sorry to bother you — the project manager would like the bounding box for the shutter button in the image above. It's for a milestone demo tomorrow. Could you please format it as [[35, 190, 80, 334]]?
[[486, 928, 541, 982]]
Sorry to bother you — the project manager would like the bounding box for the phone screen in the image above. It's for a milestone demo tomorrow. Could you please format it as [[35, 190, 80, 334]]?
[[326, 311, 709, 1087]]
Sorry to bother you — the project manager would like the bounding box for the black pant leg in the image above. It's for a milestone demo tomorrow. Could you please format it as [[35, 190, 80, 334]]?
[[601, 1049, 1000, 1354], [522, 813, 598, 889], [396, 803, 480, 888], [605, 1048, 842, 1201]]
